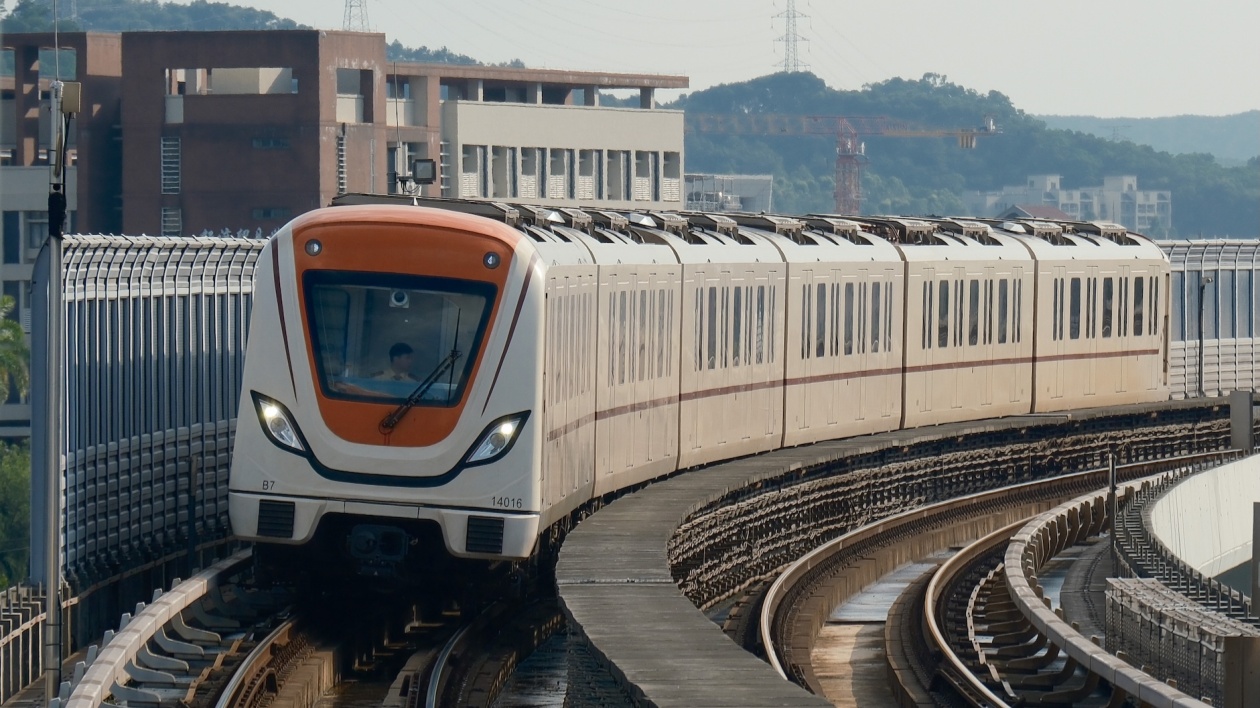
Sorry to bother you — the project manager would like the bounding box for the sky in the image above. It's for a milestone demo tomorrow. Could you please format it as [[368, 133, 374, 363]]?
[[195, 0, 1258, 118]]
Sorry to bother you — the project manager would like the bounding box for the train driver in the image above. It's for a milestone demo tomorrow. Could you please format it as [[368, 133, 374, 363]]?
[[375, 342, 418, 382]]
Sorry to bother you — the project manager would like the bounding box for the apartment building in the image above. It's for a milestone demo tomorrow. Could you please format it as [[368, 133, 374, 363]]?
[[966, 174, 1172, 235]]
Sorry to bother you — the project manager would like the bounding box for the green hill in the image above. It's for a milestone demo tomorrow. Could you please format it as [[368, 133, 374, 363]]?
[[1038, 112, 1260, 167], [675, 72, 1259, 237]]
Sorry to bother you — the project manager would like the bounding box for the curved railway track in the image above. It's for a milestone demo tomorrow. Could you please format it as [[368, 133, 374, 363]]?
[[759, 451, 1235, 705], [61, 548, 563, 708]]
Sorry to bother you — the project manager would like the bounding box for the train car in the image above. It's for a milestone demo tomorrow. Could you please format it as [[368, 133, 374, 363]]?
[[228, 195, 1170, 578], [997, 220, 1169, 411]]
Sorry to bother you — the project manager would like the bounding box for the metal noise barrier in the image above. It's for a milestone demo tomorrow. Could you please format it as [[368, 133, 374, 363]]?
[[10, 234, 266, 704]]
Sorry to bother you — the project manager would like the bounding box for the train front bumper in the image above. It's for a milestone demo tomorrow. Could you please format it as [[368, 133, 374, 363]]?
[[228, 491, 541, 559]]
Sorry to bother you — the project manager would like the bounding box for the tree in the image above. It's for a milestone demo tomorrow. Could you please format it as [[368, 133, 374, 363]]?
[[0, 296, 28, 405], [0, 441, 31, 588]]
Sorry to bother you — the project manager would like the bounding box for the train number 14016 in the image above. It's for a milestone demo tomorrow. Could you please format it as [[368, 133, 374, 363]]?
[[492, 496, 523, 509]]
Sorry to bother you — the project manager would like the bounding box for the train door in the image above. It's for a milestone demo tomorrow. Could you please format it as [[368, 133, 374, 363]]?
[[755, 270, 778, 438], [1117, 265, 1130, 394]]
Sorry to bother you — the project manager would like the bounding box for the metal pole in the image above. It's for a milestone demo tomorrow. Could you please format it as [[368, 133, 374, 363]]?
[[1108, 451, 1117, 559], [1198, 275, 1213, 398], [42, 80, 66, 705]]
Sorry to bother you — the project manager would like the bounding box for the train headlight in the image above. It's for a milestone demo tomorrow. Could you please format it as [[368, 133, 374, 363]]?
[[462, 412, 529, 466], [252, 392, 306, 454]]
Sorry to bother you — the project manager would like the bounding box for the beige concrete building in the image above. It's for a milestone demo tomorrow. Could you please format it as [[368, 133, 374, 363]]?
[[966, 173, 1172, 235]]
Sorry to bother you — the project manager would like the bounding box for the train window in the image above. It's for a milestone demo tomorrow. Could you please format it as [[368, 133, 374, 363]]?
[[666, 289, 674, 376], [800, 284, 810, 359], [733, 286, 743, 366], [1102, 278, 1114, 337], [831, 283, 841, 356], [982, 280, 992, 345], [619, 291, 627, 384], [1151, 278, 1159, 338], [1086, 278, 1095, 339], [872, 282, 881, 353], [1069, 278, 1081, 339], [815, 283, 826, 359], [722, 286, 731, 367], [1134, 277, 1145, 337], [938, 281, 949, 349], [707, 287, 717, 370], [613, 293, 620, 381], [854, 283, 863, 354], [660, 288, 670, 377], [757, 285, 766, 364], [1051, 278, 1060, 341], [769, 285, 778, 363], [954, 280, 964, 348], [303, 272, 494, 406], [968, 280, 979, 346], [639, 290, 648, 381], [1120, 278, 1129, 337], [1014, 278, 1022, 343], [998, 280, 1008, 344], [922, 281, 932, 350], [884, 283, 894, 354], [694, 288, 702, 372], [844, 283, 855, 355]]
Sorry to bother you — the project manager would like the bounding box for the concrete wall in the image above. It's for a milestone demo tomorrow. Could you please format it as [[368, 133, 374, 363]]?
[[1150, 455, 1260, 576]]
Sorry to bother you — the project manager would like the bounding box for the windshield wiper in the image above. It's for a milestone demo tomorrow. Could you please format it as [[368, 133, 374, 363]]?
[[378, 347, 462, 433]]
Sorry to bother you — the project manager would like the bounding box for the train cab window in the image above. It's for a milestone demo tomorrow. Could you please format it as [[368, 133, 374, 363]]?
[[304, 272, 494, 405], [1102, 278, 1114, 337], [998, 280, 1009, 344], [1069, 278, 1081, 339], [938, 281, 950, 349], [1134, 277, 1145, 336]]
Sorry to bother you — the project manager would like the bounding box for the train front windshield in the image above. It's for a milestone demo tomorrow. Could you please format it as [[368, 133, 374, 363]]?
[[304, 271, 496, 405]]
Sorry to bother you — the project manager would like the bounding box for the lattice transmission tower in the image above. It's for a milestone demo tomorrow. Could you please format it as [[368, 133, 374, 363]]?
[[773, 0, 809, 73], [344, 0, 370, 32]]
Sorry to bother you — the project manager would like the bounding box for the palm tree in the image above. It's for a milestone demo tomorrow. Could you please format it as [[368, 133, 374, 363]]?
[[0, 296, 29, 404]]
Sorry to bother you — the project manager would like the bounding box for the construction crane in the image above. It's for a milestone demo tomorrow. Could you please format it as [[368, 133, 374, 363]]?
[[685, 113, 999, 213]]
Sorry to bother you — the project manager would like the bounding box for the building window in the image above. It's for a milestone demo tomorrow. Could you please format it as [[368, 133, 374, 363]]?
[[24, 211, 49, 249], [251, 208, 292, 220], [160, 207, 182, 237], [251, 137, 290, 149], [161, 136, 181, 194]]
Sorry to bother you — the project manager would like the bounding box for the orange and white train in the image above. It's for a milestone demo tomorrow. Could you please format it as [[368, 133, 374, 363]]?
[[227, 195, 1168, 577]]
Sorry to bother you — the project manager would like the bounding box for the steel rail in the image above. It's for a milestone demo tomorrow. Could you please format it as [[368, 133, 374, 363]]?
[[215, 617, 296, 708], [922, 520, 1024, 708], [425, 622, 471, 708]]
